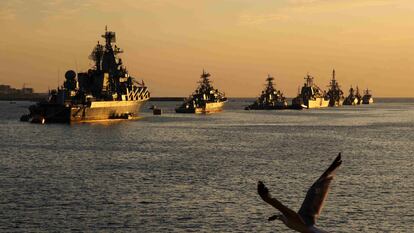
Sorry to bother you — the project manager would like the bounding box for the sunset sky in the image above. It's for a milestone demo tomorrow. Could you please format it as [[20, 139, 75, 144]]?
[[1, 0, 413, 97]]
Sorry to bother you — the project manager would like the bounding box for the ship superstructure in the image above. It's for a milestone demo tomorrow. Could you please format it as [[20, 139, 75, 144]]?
[[175, 70, 227, 114], [343, 86, 362, 105], [245, 75, 287, 110], [23, 27, 150, 123], [362, 88, 374, 104], [326, 69, 344, 107], [291, 74, 329, 109]]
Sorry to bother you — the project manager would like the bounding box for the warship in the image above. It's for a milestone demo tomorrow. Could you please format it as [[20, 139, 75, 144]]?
[[326, 69, 344, 107], [175, 70, 227, 114], [343, 86, 362, 105], [22, 27, 150, 123], [245, 75, 287, 110], [362, 88, 374, 104], [291, 74, 329, 109]]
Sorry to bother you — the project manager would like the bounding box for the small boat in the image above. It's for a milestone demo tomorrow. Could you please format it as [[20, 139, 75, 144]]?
[[150, 105, 162, 115], [153, 108, 162, 115]]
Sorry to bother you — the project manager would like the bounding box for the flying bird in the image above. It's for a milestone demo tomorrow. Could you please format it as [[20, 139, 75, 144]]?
[[257, 153, 342, 233]]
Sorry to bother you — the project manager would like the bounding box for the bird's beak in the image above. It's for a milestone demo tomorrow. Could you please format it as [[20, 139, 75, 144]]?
[[268, 215, 279, 221]]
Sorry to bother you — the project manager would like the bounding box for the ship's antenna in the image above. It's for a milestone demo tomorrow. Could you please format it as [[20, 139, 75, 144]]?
[[57, 68, 60, 89], [75, 58, 79, 72], [332, 69, 335, 80]]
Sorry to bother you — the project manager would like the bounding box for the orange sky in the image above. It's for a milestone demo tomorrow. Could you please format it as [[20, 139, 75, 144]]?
[[1, 0, 413, 97]]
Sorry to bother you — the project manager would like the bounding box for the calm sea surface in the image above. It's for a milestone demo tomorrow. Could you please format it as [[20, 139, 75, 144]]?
[[0, 99, 413, 232]]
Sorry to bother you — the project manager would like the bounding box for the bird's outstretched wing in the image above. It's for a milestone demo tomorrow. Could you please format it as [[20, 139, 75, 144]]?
[[298, 153, 342, 226], [258, 181, 305, 225]]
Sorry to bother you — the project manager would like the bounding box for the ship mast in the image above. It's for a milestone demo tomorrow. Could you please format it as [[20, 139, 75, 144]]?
[[266, 74, 274, 83], [304, 73, 314, 87], [329, 69, 338, 90], [349, 85, 355, 95], [197, 69, 213, 94], [266, 74, 275, 93]]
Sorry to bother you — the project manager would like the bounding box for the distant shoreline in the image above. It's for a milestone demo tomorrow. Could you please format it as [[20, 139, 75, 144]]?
[[0, 95, 412, 102], [0, 95, 185, 102], [0, 94, 48, 102], [149, 97, 184, 101]]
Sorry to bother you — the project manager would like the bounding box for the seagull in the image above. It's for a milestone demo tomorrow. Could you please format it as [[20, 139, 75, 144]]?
[[257, 153, 342, 233]]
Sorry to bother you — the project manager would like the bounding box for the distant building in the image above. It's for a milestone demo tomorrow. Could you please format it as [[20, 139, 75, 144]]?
[[0, 84, 34, 94], [22, 87, 33, 94], [0, 84, 12, 94], [0, 84, 46, 101]]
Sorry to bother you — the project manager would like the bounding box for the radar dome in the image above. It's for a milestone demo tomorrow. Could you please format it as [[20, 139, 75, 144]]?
[[65, 70, 76, 80]]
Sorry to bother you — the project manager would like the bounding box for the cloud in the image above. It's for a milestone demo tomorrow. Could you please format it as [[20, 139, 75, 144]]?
[[239, 13, 288, 25], [0, 8, 15, 21], [238, 0, 394, 25], [287, 0, 391, 7], [0, 0, 21, 22], [0, 0, 206, 23]]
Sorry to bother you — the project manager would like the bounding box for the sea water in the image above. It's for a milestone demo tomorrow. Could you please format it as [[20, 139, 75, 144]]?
[[0, 99, 413, 232]]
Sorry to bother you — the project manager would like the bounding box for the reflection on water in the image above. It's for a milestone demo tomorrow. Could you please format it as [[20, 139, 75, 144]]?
[[0, 99, 413, 232]]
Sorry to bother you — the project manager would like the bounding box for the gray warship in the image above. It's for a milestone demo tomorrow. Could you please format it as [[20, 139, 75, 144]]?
[[362, 88, 374, 104], [291, 74, 329, 109], [343, 86, 362, 105], [326, 69, 344, 107], [175, 70, 227, 114], [245, 75, 287, 110], [22, 27, 150, 123]]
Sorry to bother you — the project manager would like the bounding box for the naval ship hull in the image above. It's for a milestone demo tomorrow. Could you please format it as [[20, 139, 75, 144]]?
[[362, 97, 374, 104], [328, 99, 344, 107], [245, 102, 288, 110], [176, 101, 226, 114], [30, 100, 146, 123], [343, 97, 360, 105], [306, 98, 329, 109], [292, 97, 329, 109]]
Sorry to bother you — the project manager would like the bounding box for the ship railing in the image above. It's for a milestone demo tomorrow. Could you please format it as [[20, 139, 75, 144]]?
[[126, 86, 150, 101], [138, 87, 149, 99]]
